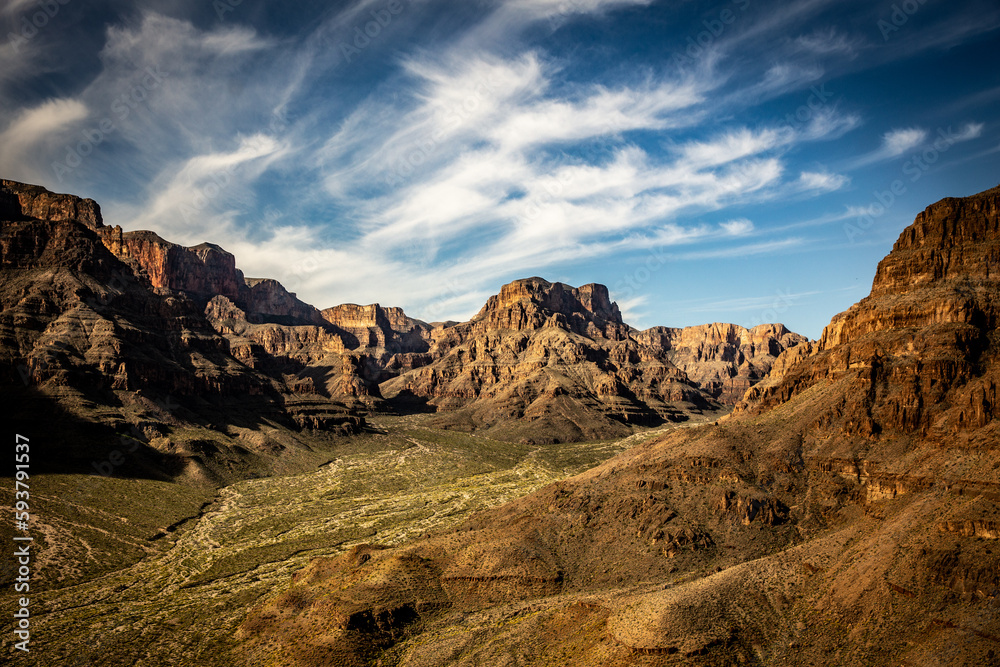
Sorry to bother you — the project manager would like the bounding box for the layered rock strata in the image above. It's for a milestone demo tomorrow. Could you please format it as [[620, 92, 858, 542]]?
[[636, 322, 807, 404], [241, 184, 1000, 667]]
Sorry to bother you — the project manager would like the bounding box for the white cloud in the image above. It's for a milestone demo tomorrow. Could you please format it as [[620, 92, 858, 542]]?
[[679, 128, 791, 168], [800, 108, 861, 141], [720, 219, 754, 235], [1, 0, 35, 15], [0, 98, 88, 182], [797, 170, 848, 192], [880, 127, 927, 157], [499, 0, 654, 28], [953, 122, 984, 142], [121, 134, 288, 242], [0, 1, 887, 326], [673, 238, 805, 261], [793, 28, 859, 56], [847, 127, 928, 169]]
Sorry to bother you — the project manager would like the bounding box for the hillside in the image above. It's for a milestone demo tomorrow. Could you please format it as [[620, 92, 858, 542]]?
[[239, 185, 1000, 667]]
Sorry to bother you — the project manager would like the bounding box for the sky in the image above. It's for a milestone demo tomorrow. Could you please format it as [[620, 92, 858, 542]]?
[[1, 0, 998, 339]]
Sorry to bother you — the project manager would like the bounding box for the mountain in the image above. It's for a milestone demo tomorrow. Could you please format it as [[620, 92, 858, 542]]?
[[636, 322, 807, 404], [239, 185, 1000, 667], [0, 180, 363, 484], [1, 177, 815, 497], [380, 277, 720, 443], [3, 179, 806, 453]]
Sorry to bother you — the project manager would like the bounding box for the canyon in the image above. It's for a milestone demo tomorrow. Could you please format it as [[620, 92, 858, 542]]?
[[238, 184, 1000, 666], [1, 178, 804, 472], [2, 179, 998, 666]]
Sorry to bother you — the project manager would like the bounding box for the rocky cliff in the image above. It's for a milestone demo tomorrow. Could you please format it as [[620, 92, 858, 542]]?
[[740, 185, 1000, 440], [472, 277, 628, 340], [1, 179, 809, 466], [1, 180, 363, 484], [1, 178, 103, 228], [636, 322, 807, 404], [380, 277, 722, 443], [103, 228, 325, 326], [241, 184, 1000, 667]]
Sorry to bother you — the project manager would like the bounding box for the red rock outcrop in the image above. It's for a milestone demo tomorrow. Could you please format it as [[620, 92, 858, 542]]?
[[635, 322, 807, 404], [739, 185, 1000, 441], [1, 178, 103, 229], [1, 180, 364, 482], [321, 303, 432, 356], [104, 229, 326, 326], [472, 277, 628, 340]]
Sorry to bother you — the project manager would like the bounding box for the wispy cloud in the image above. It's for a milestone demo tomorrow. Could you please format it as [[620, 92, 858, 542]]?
[[2, 0, 988, 335], [848, 127, 927, 168], [0, 98, 88, 182], [793, 28, 860, 56]]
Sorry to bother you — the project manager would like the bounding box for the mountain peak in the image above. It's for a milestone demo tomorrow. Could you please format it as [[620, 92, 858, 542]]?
[[742, 182, 1000, 439], [475, 277, 625, 339], [869, 184, 1000, 299], [0, 178, 103, 229]]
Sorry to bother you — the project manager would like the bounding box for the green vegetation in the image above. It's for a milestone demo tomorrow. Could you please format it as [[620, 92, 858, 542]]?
[[0, 415, 694, 666]]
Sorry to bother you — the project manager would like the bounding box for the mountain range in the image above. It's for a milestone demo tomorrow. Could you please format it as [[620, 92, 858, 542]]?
[[3, 179, 998, 666], [237, 184, 1000, 666], [1, 177, 804, 476]]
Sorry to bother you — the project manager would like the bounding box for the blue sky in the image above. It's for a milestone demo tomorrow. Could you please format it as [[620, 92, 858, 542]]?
[[1, 0, 998, 338]]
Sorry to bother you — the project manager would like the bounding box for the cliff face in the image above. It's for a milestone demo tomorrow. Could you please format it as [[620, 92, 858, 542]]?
[[381, 277, 722, 443], [741, 186, 1000, 440], [1, 180, 363, 484], [242, 184, 1000, 667], [1, 178, 103, 229], [321, 303, 432, 354], [635, 322, 807, 404], [104, 229, 325, 326], [472, 277, 628, 340], [1, 179, 811, 468]]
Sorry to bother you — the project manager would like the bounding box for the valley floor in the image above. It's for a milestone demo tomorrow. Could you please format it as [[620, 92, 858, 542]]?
[[0, 415, 713, 666]]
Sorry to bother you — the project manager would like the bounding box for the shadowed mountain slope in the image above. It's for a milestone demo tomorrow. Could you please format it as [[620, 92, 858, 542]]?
[[1, 180, 363, 484], [381, 277, 724, 443]]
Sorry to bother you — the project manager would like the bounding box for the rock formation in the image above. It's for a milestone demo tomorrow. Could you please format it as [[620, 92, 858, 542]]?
[[1, 179, 809, 477], [1, 180, 363, 484], [381, 277, 722, 443], [739, 184, 1000, 440], [240, 184, 1000, 667], [106, 228, 326, 325], [635, 322, 807, 404], [1, 178, 103, 228]]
